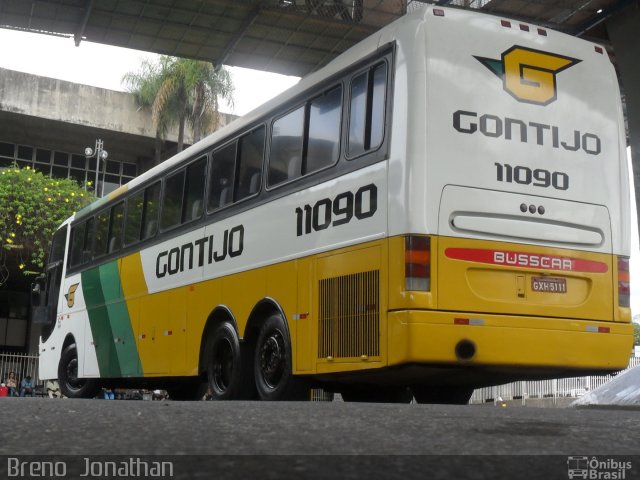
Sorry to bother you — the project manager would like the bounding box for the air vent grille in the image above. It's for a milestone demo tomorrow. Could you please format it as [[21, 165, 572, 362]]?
[[318, 270, 380, 358]]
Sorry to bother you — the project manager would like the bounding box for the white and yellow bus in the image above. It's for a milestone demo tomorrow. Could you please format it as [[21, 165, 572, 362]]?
[[34, 5, 634, 403]]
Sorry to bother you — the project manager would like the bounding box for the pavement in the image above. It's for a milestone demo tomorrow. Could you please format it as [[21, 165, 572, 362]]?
[[0, 398, 638, 479]]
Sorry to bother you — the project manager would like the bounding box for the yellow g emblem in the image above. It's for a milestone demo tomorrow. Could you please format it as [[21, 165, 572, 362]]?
[[475, 46, 581, 106], [65, 283, 79, 308]]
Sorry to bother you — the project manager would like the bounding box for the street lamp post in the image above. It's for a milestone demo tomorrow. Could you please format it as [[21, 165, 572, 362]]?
[[84, 139, 108, 197]]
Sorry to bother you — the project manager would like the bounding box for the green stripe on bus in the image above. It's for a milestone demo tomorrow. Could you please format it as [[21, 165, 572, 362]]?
[[98, 262, 142, 377], [82, 266, 121, 377], [82, 261, 142, 378]]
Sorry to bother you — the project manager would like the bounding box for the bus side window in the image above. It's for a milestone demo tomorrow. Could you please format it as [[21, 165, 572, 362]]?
[[370, 63, 387, 149], [69, 222, 86, 267], [49, 226, 66, 265], [107, 202, 125, 254], [82, 217, 94, 263], [236, 126, 265, 201], [124, 190, 144, 245], [208, 142, 237, 212], [306, 85, 342, 174], [161, 169, 185, 230], [142, 182, 160, 240], [45, 227, 67, 311], [268, 106, 304, 187], [348, 62, 387, 158], [93, 209, 110, 258], [183, 156, 207, 223]]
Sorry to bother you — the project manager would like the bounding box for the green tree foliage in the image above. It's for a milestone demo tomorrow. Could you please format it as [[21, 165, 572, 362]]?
[[122, 56, 234, 165], [0, 165, 93, 285], [634, 322, 640, 346]]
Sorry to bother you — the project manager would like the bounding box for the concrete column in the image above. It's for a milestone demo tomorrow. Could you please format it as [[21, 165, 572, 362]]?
[[608, 4, 640, 237]]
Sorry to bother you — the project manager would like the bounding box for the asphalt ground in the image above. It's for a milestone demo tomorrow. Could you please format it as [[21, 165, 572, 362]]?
[[0, 398, 638, 479]]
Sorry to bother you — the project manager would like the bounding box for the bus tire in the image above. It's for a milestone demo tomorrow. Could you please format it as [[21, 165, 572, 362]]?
[[254, 314, 309, 401], [58, 343, 100, 399], [341, 386, 413, 403], [412, 385, 474, 405], [205, 322, 254, 400]]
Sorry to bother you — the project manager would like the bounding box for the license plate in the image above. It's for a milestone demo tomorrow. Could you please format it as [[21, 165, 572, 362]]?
[[532, 277, 567, 293]]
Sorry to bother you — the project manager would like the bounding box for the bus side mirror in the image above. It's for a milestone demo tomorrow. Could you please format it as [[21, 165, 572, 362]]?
[[30, 276, 53, 325], [30, 276, 46, 307]]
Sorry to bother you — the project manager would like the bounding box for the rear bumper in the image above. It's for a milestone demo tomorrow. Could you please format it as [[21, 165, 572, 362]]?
[[388, 310, 634, 372]]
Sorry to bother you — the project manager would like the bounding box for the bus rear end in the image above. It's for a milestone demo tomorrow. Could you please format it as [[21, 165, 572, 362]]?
[[386, 7, 634, 390]]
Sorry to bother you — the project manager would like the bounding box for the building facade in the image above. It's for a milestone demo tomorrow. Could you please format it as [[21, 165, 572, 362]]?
[[0, 67, 236, 352]]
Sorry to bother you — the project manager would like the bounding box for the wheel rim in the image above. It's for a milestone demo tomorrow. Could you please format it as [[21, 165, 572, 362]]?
[[259, 329, 285, 389], [211, 338, 234, 393], [64, 355, 85, 392]]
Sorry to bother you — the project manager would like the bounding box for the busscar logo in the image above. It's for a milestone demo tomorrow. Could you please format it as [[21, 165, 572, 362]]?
[[64, 283, 79, 308], [474, 46, 581, 105]]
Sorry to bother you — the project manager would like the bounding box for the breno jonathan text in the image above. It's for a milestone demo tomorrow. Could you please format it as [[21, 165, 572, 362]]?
[[7, 457, 174, 477]]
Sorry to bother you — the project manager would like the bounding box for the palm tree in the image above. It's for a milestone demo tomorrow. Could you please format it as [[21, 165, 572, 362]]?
[[123, 56, 234, 165], [186, 62, 234, 144], [122, 57, 172, 166]]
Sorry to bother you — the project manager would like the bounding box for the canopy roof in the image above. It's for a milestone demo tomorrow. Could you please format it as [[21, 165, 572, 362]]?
[[0, 0, 624, 77]]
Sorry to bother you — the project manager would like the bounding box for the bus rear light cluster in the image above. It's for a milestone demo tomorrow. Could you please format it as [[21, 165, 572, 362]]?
[[618, 256, 630, 308], [586, 326, 610, 333], [405, 236, 431, 291], [454, 318, 485, 326]]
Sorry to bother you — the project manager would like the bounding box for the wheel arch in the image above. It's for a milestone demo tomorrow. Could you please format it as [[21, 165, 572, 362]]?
[[61, 334, 76, 353], [57, 332, 101, 398], [198, 305, 239, 375], [244, 297, 291, 348], [59, 334, 81, 378], [197, 298, 292, 377]]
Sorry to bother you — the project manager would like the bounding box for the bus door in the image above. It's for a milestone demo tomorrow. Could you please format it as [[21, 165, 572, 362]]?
[[296, 259, 313, 371], [31, 226, 67, 333]]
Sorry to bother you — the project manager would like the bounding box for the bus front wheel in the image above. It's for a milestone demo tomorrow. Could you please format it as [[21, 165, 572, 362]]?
[[254, 314, 309, 401], [205, 322, 254, 400], [58, 344, 100, 399]]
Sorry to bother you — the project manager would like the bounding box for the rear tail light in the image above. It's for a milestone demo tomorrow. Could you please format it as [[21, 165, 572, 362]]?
[[618, 256, 630, 308], [405, 236, 431, 291]]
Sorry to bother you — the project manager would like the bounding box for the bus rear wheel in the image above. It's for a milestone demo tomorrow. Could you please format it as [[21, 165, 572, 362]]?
[[254, 314, 309, 401], [412, 385, 474, 405], [205, 321, 254, 400], [58, 343, 100, 399]]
